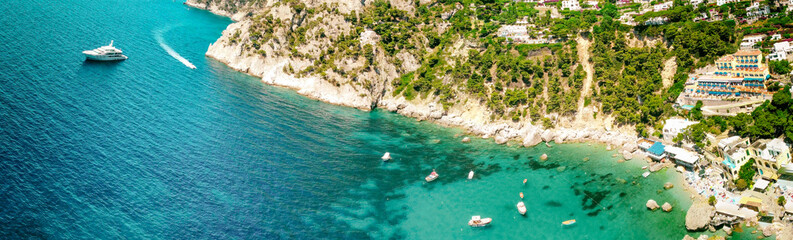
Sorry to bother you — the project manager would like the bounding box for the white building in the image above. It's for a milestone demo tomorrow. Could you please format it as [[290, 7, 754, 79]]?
[[717, 0, 738, 6], [746, 2, 770, 18], [665, 146, 701, 169], [742, 34, 766, 44], [653, 1, 673, 11], [775, 42, 793, 53], [663, 118, 699, 142], [772, 34, 783, 41], [619, 12, 638, 26], [645, 16, 669, 25], [717, 137, 753, 181], [585, 0, 599, 8], [561, 0, 581, 10], [498, 25, 528, 37], [769, 51, 788, 61], [740, 42, 757, 50], [689, 0, 704, 5]]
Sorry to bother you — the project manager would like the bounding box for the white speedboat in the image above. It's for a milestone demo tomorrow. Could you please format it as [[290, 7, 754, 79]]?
[[425, 169, 439, 182], [381, 152, 391, 161], [83, 40, 128, 61], [517, 201, 527, 215], [467, 170, 474, 179], [468, 216, 492, 227]]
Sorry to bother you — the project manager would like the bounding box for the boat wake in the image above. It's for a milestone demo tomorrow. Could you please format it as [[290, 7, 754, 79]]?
[[154, 27, 196, 69]]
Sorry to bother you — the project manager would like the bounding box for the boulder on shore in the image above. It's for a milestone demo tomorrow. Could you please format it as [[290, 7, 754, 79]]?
[[763, 226, 774, 237], [495, 136, 508, 144], [622, 150, 633, 160], [540, 130, 555, 142], [540, 154, 548, 161], [662, 202, 673, 212], [647, 199, 660, 210], [522, 130, 542, 147], [462, 137, 471, 143], [724, 226, 732, 235], [685, 201, 714, 231], [664, 182, 674, 190], [682, 235, 696, 240]]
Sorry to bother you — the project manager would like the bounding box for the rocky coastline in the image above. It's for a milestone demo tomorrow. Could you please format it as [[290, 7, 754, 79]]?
[[184, 0, 643, 157]]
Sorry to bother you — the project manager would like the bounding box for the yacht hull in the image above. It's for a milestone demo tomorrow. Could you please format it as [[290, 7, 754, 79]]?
[[83, 52, 127, 61]]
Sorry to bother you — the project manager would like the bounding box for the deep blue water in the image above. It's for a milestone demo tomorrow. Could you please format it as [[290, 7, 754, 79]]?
[[0, 1, 765, 239]]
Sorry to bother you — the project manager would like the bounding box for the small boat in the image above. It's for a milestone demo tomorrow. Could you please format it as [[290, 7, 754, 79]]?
[[468, 216, 492, 227], [642, 171, 651, 178], [468, 170, 474, 180], [523, 179, 527, 184], [381, 152, 392, 161], [425, 169, 439, 182], [562, 219, 576, 226], [519, 192, 524, 199], [517, 201, 527, 215]]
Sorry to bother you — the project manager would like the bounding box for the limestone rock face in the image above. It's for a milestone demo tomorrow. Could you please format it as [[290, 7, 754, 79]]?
[[495, 136, 508, 144], [662, 202, 673, 212], [646, 199, 660, 210], [685, 202, 714, 231]]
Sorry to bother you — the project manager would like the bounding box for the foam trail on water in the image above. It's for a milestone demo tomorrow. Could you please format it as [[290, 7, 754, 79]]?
[[154, 27, 196, 69]]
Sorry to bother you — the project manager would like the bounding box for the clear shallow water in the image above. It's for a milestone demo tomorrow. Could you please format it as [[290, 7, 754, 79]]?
[[0, 0, 763, 239]]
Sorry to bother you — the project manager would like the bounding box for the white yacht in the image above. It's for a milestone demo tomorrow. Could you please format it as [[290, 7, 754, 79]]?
[[83, 41, 128, 61]]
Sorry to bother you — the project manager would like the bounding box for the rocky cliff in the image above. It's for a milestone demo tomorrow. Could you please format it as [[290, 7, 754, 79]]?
[[184, 0, 643, 153]]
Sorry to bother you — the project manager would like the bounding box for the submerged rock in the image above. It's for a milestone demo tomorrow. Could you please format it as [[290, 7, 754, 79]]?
[[583, 157, 590, 162], [662, 202, 673, 212], [685, 201, 714, 231], [556, 166, 566, 172], [646, 199, 660, 210], [664, 182, 674, 190], [540, 154, 548, 161], [462, 137, 471, 143]]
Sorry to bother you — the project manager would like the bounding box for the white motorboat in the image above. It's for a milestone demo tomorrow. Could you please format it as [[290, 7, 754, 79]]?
[[83, 40, 128, 61], [425, 169, 439, 182], [468, 216, 492, 227], [562, 219, 576, 226], [517, 201, 527, 215], [381, 152, 392, 161], [467, 170, 474, 179]]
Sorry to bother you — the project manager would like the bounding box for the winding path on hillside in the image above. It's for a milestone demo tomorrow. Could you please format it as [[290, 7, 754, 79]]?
[[575, 35, 594, 120]]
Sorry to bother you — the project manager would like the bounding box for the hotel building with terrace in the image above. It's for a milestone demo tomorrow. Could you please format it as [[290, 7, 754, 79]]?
[[689, 50, 772, 98]]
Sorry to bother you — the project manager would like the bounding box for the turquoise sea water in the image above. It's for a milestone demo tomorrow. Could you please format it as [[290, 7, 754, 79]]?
[[0, 0, 765, 239]]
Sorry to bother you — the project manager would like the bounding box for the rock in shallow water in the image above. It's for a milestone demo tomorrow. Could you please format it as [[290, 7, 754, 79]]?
[[664, 182, 674, 189], [685, 201, 714, 231], [462, 137, 470, 143], [662, 202, 673, 212], [540, 154, 548, 161], [646, 199, 659, 210]]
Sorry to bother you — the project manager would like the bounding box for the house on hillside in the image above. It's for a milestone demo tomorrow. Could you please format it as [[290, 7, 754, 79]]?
[[746, 2, 770, 18], [716, 136, 753, 181], [645, 16, 669, 25], [561, 0, 581, 10], [662, 118, 699, 142], [717, 0, 738, 6], [653, 1, 673, 11]]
